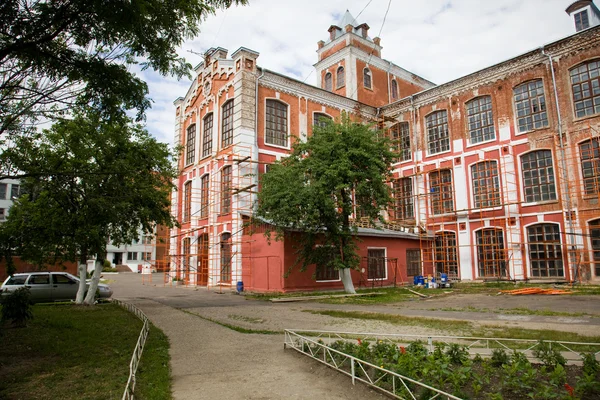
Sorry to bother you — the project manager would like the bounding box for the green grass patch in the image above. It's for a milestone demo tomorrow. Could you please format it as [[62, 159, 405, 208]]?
[[0, 303, 171, 400], [248, 287, 425, 304], [135, 322, 172, 399]]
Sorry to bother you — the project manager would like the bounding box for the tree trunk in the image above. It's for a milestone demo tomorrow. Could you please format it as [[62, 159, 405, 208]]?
[[75, 261, 87, 304], [83, 259, 103, 305], [340, 268, 356, 294]]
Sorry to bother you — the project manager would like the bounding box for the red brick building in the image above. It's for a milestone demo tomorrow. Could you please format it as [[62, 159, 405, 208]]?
[[169, 4, 600, 291]]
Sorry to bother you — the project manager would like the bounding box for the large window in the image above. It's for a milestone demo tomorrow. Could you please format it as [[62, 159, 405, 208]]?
[[336, 66, 345, 88], [391, 79, 398, 100], [220, 233, 232, 282], [221, 166, 232, 214], [324, 72, 332, 91], [367, 249, 386, 280], [200, 174, 209, 219], [580, 138, 600, 195], [514, 80, 548, 132], [313, 113, 332, 129], [185, 124, 196, 165], [426, 110, 449, 154], [434, 232, 458, 277], [390, 122, 411, 162], [471, 161, 501, 208], [466, 96, 495, 144], [570, 60, 600, 118], [521, 150, 557, 203], [589, 219, 600, 277], [222, 100, 234, 148], [127, 252, 138, 261], [183, 181, 192, 222], [406, 249, 421, 276], [476, 228, 506, 278], [429, 169, 453, 215], [527, 223, 564, 277], [393, 177, 414, 221], [575, 10, 590, 31], [202, 113, 213, 158], [266, 99, 288, 147], [182, 237, 191, 273], [363, 68, 372, 89]]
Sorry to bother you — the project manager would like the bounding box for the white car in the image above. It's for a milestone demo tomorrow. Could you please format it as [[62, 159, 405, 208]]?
[[1, 272, 113, 303]]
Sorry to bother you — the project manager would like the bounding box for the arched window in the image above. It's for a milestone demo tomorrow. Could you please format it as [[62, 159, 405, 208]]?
[[476, 228, 506, 278], [434, 231, 458, 278], [579, 137, 600, 195], [520, 150, 556, 203], [202, 113, 213, 157], [265, 99, 288, 147], [183, 181, 192, 222], [391, 79, 398, 100], [363, 68, 372, 89], [392, 177, 414, 220], [389, 122, 411, 162], [570, 60, 600, 118], [466, 96, 495, 144], [220, 232, 232, 282], [513, 80, 548, 132], [313, 113, 332, 128], [429, 169, 453, 215], [221, 166, 232, 214], [425, 110, 449, 154], [185, 124, 196, 165], [221, 100, 234, 148], [200, 174, 209, 218], [589, 219, 600, 277], [471, 161, 501, 208], [324, 72, 332, 91], [336, 66, 345, 88], [527, 223, 563, 277]]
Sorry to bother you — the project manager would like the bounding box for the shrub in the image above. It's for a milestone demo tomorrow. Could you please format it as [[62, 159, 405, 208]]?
[[582, 352, 599, 376], [445, 343, 469, 365], [533, 340, 566, 368], [491, 348, 510, 367], [0, 287, 33, 327]]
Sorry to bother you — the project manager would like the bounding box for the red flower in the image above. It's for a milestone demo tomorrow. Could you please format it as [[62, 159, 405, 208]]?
[[564, 383, 574, 397], [400, 346, 406, 354], [357, 339, 362, 345]]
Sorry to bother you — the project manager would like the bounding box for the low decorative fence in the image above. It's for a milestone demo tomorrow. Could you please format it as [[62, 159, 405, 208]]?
[[113, 299, 150, 400]]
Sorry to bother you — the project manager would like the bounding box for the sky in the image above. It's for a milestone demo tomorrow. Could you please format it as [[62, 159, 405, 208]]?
[[137, 0, 578, 145]]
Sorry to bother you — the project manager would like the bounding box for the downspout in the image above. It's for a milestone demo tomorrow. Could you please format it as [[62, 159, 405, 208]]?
[[386, 60, 393, 103], [541, 47, 578, 283]]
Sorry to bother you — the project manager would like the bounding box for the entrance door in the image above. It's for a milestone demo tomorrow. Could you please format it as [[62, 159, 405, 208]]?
[[197, 233, 209, 286], [113, 252, 123, 265]]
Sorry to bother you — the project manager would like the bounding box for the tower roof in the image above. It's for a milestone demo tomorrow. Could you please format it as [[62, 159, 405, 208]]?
[[338, 10, 358, 28]]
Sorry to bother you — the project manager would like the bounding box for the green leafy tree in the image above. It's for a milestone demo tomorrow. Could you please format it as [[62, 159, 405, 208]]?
[[0, 108, 178, 304], [0, 0, 247, 176], [256, 116, 394, 293]]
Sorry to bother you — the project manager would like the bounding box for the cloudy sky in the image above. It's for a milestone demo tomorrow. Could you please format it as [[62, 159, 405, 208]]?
[[138, 0, 577, 144]]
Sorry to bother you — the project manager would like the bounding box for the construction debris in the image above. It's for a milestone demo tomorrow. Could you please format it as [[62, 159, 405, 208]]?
[[499, 288, 573, 295]]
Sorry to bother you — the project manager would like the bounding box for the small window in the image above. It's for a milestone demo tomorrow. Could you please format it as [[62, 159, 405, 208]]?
[[514, 80, 548, 132], [202, 113, 213, 157], [406, 249, 421, 276], [520, 150, 557, 203], [185, 124, 196, 165], [579, 138, 600, 195], [363, 68, 372, 89], [222, 100, 234, 148], [425, 111, 450, 154], [221, 166, 232, 214], [313, 113, 332, 129], [5, 275, 27, 285], [53, 274, 75, 284], [183, 181, 192, 222], [570, 60, 600, 118], [575, 10, 590, 31], [0, 183, 6, 199], [142, 252, 152, 261], [29, 274, 50, 284], [429, 169, 453, 215], [527, 223, 564, 277], [200, 174, 210, 219], [466, 96, 495, 144], [127, 252, 138, 261], [336, 66, 345, 88], [10, 184, 20, 200], [220, 233, 232, 282], [391, 79, 398, 100], [265, 100, 288, 147], [142, 235, 152, 245], [367, 249, 386, 280], [324, 72, 332, 91]]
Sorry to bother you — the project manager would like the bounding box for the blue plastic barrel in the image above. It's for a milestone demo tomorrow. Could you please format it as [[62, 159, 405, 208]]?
[[440, 273, 448, 283], [413, 276, 419, 285], [417, 276, 425, 286], [236, 281, 244, 293]]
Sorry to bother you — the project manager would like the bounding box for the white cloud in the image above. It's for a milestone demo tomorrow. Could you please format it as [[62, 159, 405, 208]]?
[[142, 0, 577, 144]]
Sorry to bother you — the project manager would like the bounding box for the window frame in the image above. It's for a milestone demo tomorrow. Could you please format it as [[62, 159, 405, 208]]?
[[324, 72, 333, 91], [202, 113, 213, 158], [526, 222, 564, 278], [392, 177, 414, 221], [429, 169, 454, 215], [10, 184, 20, 200], [313, 112, 333, 129], [434, 231, 459, 278], [425, 110, 450, 155], [265, 99, 289, 148], [513, 79, 549, 134], [367, 248, 387, 280], [221, 100, 234, 148], [466, 96, 496, 145], [220, 232, 232, 283], [519, 149, 557, 204], [390, 122, 411, 162], [391, 79, 398, 100], [406, 249, 422, 277], [336, 66, 345, 89], [183, 181, 192, 222], [315, 246, 340, 282], [475, 228, 507, 278], [588, 218, 600, 278], [363, 68, 372, 89], [200, 174, 210, 219], [570, 59, 600, 119], [185, 124, 196, 166], [0, 183, 6, 199], [470, 160, 501, 209], [127, 252, 138, 261], [579, 137, 600, 196], [220, 166, 232, 215], [575, 9, 590, 31]]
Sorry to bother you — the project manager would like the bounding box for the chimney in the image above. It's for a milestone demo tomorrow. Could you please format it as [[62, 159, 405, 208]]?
[[356, 23, 370, 39], [328, 25, 339, 41], [373, 37, 381, 46], [345, 24, 353, 33], [317, 40, 325, 49]]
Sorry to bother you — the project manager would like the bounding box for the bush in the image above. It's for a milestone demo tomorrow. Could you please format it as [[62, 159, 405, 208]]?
[[491, 348, 510, 367], [0, 287, 33, 327], [532, 340, 566, 368]]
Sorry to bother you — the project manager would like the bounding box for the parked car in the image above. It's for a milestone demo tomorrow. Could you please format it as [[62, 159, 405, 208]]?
[[0, 272, 113, 303]]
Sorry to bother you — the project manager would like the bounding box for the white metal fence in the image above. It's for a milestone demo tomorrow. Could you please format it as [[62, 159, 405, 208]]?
[[113, 299, 150, 400], [284, 329, 600, 400]]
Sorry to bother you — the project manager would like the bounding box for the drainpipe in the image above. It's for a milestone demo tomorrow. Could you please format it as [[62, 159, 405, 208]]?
[[541, 47, 578, 283], [386, 60, 393, 103]]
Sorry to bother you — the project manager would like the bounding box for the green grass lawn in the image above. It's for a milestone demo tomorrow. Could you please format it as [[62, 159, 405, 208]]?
[[0, 303, 171, 400]]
